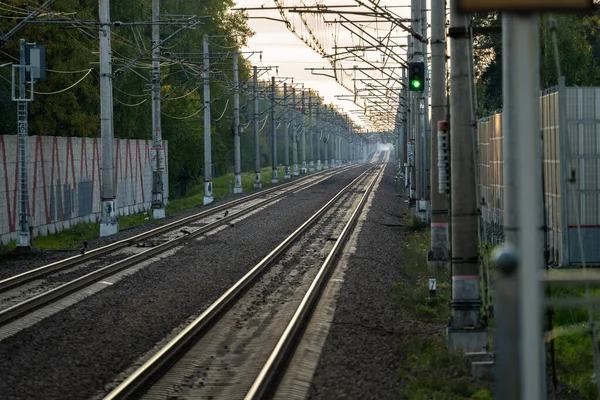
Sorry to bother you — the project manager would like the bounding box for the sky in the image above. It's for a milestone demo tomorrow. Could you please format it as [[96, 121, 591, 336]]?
[[238, 0, 415, 128]]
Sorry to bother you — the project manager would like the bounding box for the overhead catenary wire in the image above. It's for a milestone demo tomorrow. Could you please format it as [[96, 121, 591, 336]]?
[[114, 97, 147, 107]]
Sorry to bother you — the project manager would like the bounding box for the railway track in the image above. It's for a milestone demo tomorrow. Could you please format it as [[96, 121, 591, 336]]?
[[102, 161, 384, 400], [0, 163, 368, 332]]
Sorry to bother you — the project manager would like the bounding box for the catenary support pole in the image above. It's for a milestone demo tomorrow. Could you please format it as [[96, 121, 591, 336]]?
[[308, 94, 314, 172], [301, 89, 307, 173], [202, 35, 213, 205], [150, 0, 165, 219], [447, 2, 485, 352], [429, 0, 449, 262], [233, 51, 242, 193], [316, 105, 322, 170], [253, 66, 262, 188], [292, 87, 299, 175], [283, 83, 291, 178], [324, 132, 329, 169], [271, 76, 278, 183], [99, 0, 118, 237], [16, 39, 30, 247]]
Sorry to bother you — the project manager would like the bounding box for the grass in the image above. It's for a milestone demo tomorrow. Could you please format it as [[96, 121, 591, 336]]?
[[0, 165, 290, 254], [547, 281, 600, 399], [393, 217, 492, 399]]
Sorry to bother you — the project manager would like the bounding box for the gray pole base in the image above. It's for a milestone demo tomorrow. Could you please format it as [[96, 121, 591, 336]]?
[[234, 173, 243, 194], [272, 168, 279, 184], [301, 162, 307, 175], [100, 200, 119, 237], [293, 164, 299, 176], [309, 161, 314, 172], [284, 165, 291, 179], [152, 208, 166, 219], [17, 231, 31, 248], [203, 181, 214, 205], [324, 160, 329, 169], [316, 159, 322, 171], [254, 172, 262, 189], [447, 327, 488, 354]]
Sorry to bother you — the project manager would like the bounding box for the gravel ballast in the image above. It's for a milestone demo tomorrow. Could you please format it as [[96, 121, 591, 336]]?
[[307, 161, 408, 400], [0, 166, 369, 400], [0, 169, 342, 281]]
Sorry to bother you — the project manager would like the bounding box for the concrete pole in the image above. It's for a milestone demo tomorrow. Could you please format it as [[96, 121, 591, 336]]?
[[422, 0, 430, 201], [253, 66, 262, 188], [301, 90, 307, 173], [324, 132, 329, 169], [283, 83, 291, 178], [99, 0, 118, 237], [16, 39, 30, 248], [233, 52, 242, 194], [292, 87, 299, 176], [271, 76, 278, 183], [401, 67, 409, 187], [316, 105, 322, 170], [308, 94, 314, 172], [495, 14, 544, 400], [202, 35, 213, 205], [150, 0, 165, 219], [447, 4, 484, 352], [429, 0, 449, 262]]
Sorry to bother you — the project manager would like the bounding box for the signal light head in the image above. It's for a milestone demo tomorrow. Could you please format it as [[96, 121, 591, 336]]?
[[408, 61, 425, 92]]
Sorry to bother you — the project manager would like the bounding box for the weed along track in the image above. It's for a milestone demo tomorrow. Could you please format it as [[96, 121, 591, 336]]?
[[102, 163, 383, 400], [0, 165, 361, 339]]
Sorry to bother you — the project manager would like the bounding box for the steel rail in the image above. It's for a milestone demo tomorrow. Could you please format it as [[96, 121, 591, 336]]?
[[0, 165, 356, 294], [245, 164, 384, 399], [0, 164, 364, 327], [102, 166, 378, 400]]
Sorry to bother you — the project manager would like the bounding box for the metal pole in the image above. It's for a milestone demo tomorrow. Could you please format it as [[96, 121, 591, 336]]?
[[16, 39, 30, 247], [99, 0, 118, 237], [308, 94, 314, 172], [233, 52, 242, 194], [509, 13, 544, 400], [151, 0, 165, 219], [203, 35, 213, 205], [497, 20, 522, 396], [283, 83, 291, 178], [429, 0, 449, 262], [253, 66, 262, 188], [271, 76, 278, 183], [411, 0, 422, 201], [447, 4, 484, 352], [292, 87, 299, 176], [301, 90, 307, 174]]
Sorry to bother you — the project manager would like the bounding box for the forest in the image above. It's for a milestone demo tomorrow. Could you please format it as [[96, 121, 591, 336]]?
[[0, 0, 346, 198], [474, 11, 600, 116]]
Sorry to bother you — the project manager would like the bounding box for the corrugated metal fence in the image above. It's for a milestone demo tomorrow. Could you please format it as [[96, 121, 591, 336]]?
[[0, 136, 168, 245], [478, 80, 600, 266]]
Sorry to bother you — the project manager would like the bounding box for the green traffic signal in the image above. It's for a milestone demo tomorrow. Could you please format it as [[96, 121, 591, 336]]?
[[411, 79, 421, 89]]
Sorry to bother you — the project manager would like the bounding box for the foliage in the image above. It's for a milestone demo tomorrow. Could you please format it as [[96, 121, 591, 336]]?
[[548, 283, 600, 399], [472, 11, 600, 116], [0, 0, 255, 198], [393, 227, 491, 399]]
